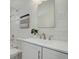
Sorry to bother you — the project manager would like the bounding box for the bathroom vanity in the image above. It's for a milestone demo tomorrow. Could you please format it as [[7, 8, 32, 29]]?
[[16, 38, 68, 59], [10, 0, 68, 59]]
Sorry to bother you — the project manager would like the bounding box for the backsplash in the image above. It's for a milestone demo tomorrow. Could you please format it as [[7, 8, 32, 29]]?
[[10, 0, 68, 41]]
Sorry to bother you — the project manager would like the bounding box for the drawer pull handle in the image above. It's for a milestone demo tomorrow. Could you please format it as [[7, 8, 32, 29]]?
[[38, 51, 40, 59]]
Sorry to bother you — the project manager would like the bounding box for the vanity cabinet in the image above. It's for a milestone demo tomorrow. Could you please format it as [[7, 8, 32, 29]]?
[[21, 42, 41, 59], [43, 48, 68, 59], [16, 40, 68, 59]]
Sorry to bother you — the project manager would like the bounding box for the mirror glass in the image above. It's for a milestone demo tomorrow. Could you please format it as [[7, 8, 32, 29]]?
[[37, 0, 55, 28]]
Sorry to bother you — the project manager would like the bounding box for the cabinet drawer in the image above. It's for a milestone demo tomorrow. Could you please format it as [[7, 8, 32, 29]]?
[[43, 48, 68, 59]]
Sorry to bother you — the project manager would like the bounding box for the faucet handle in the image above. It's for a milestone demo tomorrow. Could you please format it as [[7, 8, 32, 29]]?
[[42, 33, 46, 40], [49, 35, 54, 40]]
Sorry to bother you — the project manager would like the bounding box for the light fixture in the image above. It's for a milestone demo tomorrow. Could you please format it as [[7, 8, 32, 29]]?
[[32, 0, 47, 5]]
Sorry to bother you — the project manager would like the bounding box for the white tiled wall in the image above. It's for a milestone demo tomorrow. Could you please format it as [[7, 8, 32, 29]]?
[[10, 0, 68, 41]]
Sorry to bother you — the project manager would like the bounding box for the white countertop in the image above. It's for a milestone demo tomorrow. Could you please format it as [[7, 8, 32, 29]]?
[[16, 38, 68, 54]]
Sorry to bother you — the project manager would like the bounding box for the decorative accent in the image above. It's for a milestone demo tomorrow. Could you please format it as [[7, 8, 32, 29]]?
[[31, 29, 38, 35], [20, 14, 30, 29]]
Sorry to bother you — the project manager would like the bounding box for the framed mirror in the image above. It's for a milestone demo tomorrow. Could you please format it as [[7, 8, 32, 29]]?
[[37, 0, 55, 28]]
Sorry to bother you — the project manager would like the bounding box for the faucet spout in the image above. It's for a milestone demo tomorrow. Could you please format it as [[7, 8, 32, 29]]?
[[42, 33, 46, 40]]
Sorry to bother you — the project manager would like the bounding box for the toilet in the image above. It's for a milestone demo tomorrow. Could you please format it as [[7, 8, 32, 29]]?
[[10, 48, 22, 59]]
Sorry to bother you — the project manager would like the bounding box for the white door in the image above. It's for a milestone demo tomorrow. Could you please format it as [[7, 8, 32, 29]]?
[[22, 42, 41, 59], [43, 48, 68, 59]]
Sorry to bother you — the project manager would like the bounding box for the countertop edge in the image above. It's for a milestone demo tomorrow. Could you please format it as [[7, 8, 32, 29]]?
[[16, 38, 68, 54]]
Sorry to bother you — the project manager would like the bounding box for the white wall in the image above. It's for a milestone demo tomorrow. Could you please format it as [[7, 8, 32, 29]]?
[[10, 0, 68, 41]]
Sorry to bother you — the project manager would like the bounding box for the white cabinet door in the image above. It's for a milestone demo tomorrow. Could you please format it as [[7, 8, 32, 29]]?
[[43, 48, 68, 59], [22, 42, 41, 59]]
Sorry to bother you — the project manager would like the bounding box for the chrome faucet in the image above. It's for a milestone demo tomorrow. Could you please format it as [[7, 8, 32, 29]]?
[[41, 33, 46, 40], [37, 32, 46, 40]]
